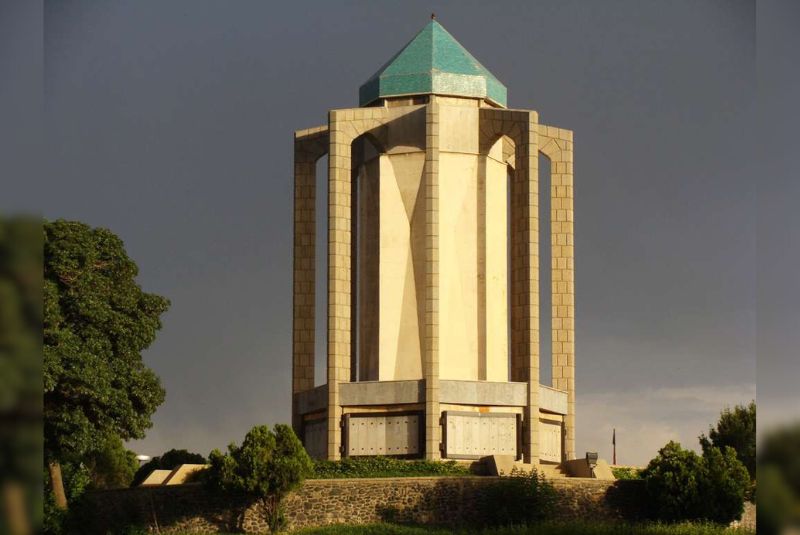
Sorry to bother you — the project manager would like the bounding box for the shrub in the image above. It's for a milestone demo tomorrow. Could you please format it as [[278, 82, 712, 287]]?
[[205, 424, 313, 533], [642, 441, 749, 524], [699, 445, 750, 523], [312, 456, 470, 479], [480, 468, 557, 527], [611, 466, 642, 480], [642, 442, 705, 522]]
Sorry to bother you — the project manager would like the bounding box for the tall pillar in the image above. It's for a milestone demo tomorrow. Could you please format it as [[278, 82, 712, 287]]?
[[292, 127, 328, 436], [478, 108, 541, 464], [327, 111, 353, 460], [540, 125, 576, 461], [518, 112, 540, 464], [424, 99, 441, 460]]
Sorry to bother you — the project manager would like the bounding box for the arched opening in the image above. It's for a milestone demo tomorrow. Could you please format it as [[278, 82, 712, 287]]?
[[314, 154, 328, 387], [351, 135, 382, 381], [481, 135, 514, 382], [538, 152, 552, 385]]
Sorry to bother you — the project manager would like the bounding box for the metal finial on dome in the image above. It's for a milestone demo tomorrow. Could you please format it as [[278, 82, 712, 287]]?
[[431, 12, 436, 20]]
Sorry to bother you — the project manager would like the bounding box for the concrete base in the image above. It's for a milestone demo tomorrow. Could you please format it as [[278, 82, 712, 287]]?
[[484, 455, 517, 476], [562, 458, 616, 480]]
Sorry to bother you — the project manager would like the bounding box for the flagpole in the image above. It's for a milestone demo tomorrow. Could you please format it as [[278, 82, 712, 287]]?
[[612, 428, 617, 465]]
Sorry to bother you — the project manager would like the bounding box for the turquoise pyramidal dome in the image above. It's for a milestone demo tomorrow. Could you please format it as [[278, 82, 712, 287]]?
[[359, 20, 507, 108]]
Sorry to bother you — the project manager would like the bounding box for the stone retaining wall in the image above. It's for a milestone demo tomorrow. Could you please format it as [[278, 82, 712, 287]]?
[[83, 477, 646, 534]]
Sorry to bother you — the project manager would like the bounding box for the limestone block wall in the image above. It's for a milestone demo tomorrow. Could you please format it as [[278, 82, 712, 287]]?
[[538, 124, 575, 461], [293, 98, 575, 463], [292, 126, 329, 433], [82, 477, 647, 534]]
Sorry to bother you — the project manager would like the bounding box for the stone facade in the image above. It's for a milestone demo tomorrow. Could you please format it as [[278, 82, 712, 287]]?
[[82, 477, 646, 534], [291, 18, 577, 465]]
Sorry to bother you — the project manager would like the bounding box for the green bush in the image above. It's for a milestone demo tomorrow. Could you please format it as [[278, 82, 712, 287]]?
[[205, 424, 313, 533], [480, 468, 557, 527], [701, 446, 750, 523], [642, 441, 749, 524], [611, 466, 642, 480], [312, 456, 471, 479]]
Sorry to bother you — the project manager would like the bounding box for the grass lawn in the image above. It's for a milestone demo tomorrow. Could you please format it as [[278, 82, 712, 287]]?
[[173, 521, 754, 535]]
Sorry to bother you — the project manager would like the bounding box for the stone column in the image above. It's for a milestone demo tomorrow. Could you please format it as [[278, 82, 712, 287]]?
[[516, 112, 540, 464], [540, 125, 576, 461], [327, 111, 353, 460], [424, 99, 441, 460], [292, 126, 328, 436]]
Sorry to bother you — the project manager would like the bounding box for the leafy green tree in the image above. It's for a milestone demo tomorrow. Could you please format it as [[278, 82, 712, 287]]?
[[206, 424, 313, 533], [43, 220, 170, 508], [131, 448, 206, 487], [642, 440, 750, 524], [700, 401, 756, 478], [84, 434, 140, 489]]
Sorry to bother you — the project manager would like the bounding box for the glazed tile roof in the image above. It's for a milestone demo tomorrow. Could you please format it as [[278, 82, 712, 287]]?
[[359, 20, 507, 107]]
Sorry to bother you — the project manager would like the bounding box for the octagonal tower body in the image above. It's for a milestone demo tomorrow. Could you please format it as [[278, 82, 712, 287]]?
[[292, 20, 575, 465]]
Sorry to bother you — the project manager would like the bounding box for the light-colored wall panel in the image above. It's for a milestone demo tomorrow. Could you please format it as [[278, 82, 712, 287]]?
[[439, 152, 480, 380], [539, 417, 564, 462], [539, 385, 568, 415], [340, 380, 423, 406], [345, 414, 421, 456], [442, 411, 518, 459], [439, 380, 526, 406], [484, 146, 509, 382]]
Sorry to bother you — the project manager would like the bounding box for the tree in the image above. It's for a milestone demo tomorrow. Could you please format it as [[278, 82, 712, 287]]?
[[43, 220, 169, 508], [206, 424, 313, 533], [700, 401, 756, 478], [131, 448, 206, 487], [642, 440, 750, 524], [84, 434, 140, 489]]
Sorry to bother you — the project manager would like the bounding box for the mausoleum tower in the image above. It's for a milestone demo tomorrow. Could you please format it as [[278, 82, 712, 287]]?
[[292, 19, 575, 465]]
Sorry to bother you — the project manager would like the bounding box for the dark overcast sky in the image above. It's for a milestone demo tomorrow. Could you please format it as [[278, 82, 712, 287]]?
[[2, 0, 796, 466]]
